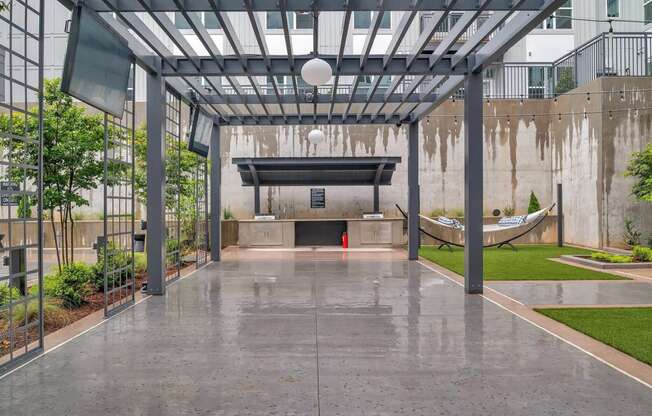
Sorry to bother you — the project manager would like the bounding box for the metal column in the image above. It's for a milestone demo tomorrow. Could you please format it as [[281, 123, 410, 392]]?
[[557, 183, 563, 247], [146, 71, 166, 295], [210, 124, 222, 262], [407, 122, 420, 260], [464, 71, 484, 294]]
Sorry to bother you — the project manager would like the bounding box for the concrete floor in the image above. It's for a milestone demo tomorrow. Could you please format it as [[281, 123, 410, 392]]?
[[1, 248, 651, 415], [488, 281, 652, 306]]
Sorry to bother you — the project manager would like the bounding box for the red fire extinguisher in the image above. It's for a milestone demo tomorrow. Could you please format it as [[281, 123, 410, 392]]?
[[342, 232, 349, 249]]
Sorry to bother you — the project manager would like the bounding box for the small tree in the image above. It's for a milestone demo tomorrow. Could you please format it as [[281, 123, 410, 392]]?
[[626, 143, 652, 202], [0, 78, 106, 271], [134, 125, 206, 252], [554, 67, 575, 95], [527, 191, 541, 214]]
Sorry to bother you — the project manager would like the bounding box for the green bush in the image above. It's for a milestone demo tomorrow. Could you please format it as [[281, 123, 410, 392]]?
[[0, 284, 21, 306], [633, 246, 652, 262], [11, 298, 70, 329], [46, 263, 93, 308], [134, 252, 147, 274], [503, 206, 515, 216], [92, 243, 134, 291], [590, 252, 633, 264], [223, 207, 235, 220], [528, 191, 541, 214], [624, 219, 642, 247]]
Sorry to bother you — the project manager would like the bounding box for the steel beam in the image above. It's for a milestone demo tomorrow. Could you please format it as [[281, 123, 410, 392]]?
[[218, 113, 404, 125], [160, 55, 467, 77], [145, 71, 166, 295], [407, 122, 419, 260], [83, 0, 550, 12], [473, 0, 567, 72], [210, 124, 221, 262], [328, 8, 352, 122], [463, 71, 483, 294], [196, 92, 437, 105]]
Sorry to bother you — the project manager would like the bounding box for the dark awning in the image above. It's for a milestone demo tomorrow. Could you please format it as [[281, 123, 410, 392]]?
[[232, 157, 401, 187]]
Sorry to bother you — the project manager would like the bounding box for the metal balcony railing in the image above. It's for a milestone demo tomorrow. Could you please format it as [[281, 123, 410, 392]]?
[[213, 32, 652, 101]]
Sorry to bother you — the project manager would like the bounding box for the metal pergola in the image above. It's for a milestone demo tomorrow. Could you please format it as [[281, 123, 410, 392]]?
[[58, 0, 565, 296], [233, 157, 401, 214]]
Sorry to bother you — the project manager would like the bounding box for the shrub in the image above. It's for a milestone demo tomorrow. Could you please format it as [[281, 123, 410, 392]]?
[[11, 298, 70, 330], [590, 252, 633, 263], [429, 208, 445, 218], [503, 206, 515, 216], [92, 243, 134, 291], [633, 246, 652, 262], [46, 263, 93, 308], [452, 209, 464, 218], [134, 252, 147, 274], [623, 219, 642, 247], [554, 67, 575, 95], [223, 207, 235, 220], [527, 191, 541, 214], [0, 284, 21, 306]]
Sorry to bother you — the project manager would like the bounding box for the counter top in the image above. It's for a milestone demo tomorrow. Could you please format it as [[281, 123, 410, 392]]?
[[238, 218, 403, 223]]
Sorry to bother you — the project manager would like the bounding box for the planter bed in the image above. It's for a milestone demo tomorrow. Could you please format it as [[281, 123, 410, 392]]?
[[561, 255, 652, 270]]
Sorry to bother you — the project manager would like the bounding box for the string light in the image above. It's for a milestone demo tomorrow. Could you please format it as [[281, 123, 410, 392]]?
[[426, 116, 430, 125], [423, 105, 652, 122], [586, 92, 591, 102]]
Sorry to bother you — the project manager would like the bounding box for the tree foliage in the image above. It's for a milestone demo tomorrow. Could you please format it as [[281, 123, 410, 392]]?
[[626, 143, 652, 202], [0, 78, 107, 271], [527, 191, 541, 214], [134, 124, 206, 249]]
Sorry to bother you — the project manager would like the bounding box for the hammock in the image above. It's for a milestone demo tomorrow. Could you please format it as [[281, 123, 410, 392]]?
[[396, 203, 555, 250]]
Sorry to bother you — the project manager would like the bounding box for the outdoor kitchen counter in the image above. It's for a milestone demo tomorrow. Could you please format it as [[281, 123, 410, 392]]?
[[238, 218, 404, 248]]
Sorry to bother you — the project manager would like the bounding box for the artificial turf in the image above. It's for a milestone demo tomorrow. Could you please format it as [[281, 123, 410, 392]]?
[[536, 307, 652, 365], [419, 244, 627, 281]]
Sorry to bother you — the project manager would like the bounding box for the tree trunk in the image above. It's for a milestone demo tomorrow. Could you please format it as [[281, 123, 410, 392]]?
[[50, 210, 61, 273], [68, 204, 75, 263]]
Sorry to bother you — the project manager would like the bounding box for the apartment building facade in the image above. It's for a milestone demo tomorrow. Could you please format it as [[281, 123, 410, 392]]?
[[35, 1, 650, 105]]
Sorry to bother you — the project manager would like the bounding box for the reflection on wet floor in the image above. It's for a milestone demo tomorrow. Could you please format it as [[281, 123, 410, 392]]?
[[0, 248, 651, 415], [489, 281, 652, 306]]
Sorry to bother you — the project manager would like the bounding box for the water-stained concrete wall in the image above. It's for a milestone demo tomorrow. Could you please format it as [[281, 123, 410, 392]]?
[[220, 102, 555, 221], [220, 77, 652, 249]]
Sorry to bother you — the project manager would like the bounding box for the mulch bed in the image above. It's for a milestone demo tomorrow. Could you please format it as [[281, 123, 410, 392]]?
[[1, 261, 197, 357]]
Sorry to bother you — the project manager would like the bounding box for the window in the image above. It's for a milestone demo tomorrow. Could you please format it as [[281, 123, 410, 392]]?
[[266, 12, 313, 29], [174, 12, 192, 30], [175, 12, 221, 30], [645, 0, 652, 24], [540, 0, 572, 29], [607, 0, 620, 18], [431, 12, 463, 33], [353, 11, 391, 29], [204, 12, 220, 30], [528, 67, 545, 99]]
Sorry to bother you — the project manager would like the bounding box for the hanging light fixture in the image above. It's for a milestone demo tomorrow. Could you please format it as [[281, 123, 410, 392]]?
[[307, 129, 325, 145], [301, 58, 332, 86]]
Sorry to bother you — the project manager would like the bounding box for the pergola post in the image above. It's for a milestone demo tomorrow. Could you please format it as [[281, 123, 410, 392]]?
[[145, 71, 166, 295], [210, 124, 222, 262], [464, 71, 484, 294], [407, 121, 420, 260]]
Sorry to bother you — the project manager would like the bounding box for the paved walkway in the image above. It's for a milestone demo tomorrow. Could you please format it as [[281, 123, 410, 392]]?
[[1, 248, 650, 415]]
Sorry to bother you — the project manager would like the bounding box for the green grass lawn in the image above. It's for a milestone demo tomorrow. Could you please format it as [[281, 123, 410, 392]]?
[[419, 244, 627, 281], [536, 307, 652, 365]]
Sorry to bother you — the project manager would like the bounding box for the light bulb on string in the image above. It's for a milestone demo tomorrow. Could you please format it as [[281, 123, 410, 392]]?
[[586, 92, 591, 102], [558, 113, 562, 121], [609, 111, 613, 120], [620, 90, 625, 101], [453, 116, 458, 125]]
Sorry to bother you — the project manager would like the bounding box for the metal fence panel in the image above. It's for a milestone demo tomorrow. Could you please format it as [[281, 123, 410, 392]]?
[[165, 89, 181, 285], [102, 66, 136, 317], [0, 0, 43, 372]]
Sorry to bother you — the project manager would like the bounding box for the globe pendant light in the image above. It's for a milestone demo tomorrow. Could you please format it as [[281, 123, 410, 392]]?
[[301, 58, 332, 86], [307, 129, 325, 145]]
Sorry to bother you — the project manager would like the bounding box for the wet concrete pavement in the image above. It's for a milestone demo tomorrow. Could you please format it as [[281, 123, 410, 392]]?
[[488, 280, 652, 306], [0, 248, 650, 415]]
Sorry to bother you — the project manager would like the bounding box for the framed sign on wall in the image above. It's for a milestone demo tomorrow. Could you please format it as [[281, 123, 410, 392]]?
[[311, 188, 326, 209]]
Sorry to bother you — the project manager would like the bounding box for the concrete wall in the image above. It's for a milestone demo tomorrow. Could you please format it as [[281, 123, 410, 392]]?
[[219, 77, 652, 249]]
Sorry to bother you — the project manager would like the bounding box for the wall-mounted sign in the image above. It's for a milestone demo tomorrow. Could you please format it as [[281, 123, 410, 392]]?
[[310, 188, 325, 209], [0, 181, 19, 206]]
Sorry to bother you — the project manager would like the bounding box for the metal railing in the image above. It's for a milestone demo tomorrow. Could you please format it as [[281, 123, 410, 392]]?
[[212, 32, 651, 102]]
